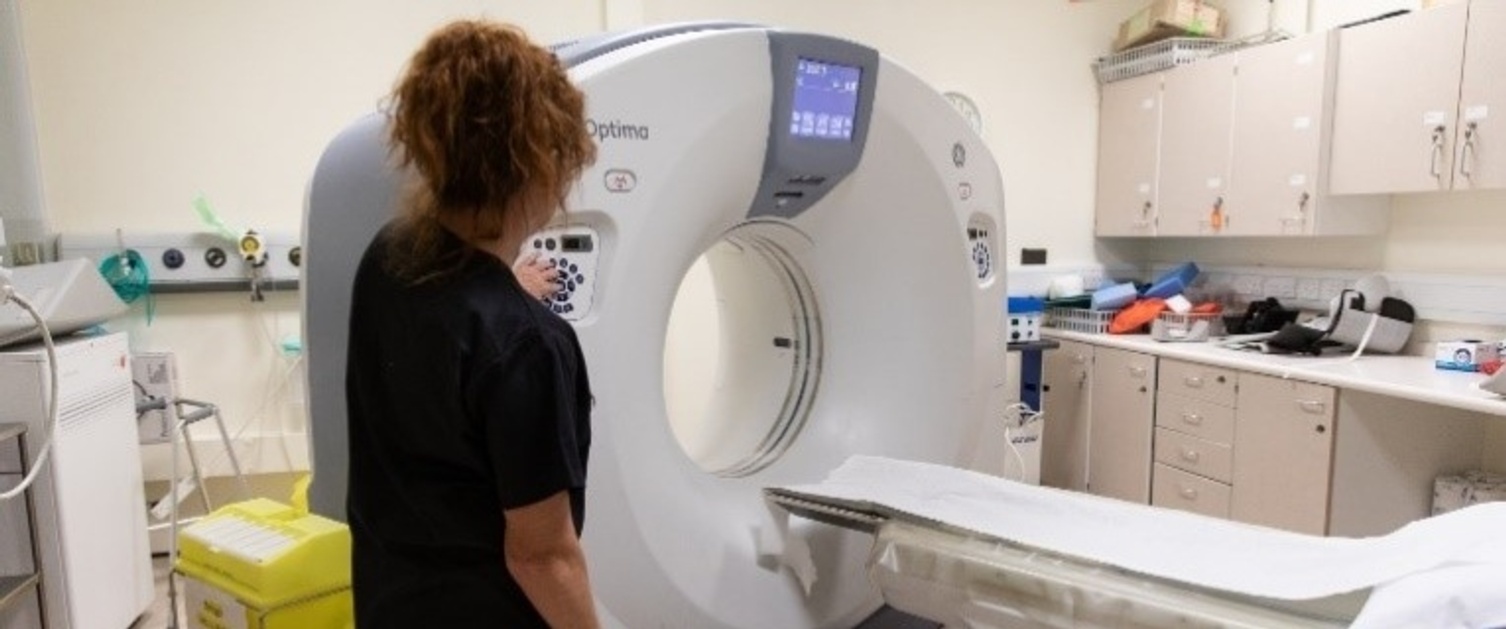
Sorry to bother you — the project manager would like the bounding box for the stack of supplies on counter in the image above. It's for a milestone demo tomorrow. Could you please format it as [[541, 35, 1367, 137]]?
[[1089, 263, 1223, 337]]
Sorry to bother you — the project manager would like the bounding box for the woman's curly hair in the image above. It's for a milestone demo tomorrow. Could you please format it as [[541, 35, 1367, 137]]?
[[385, 20, 596, 284]]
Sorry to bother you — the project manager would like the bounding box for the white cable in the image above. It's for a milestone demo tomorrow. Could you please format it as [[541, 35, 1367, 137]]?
[[1004, 426, 1025, 482], [0, 287, 61, 502]]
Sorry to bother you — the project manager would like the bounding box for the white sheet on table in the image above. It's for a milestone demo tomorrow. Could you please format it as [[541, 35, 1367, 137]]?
[[777, 456, 1506, 604]]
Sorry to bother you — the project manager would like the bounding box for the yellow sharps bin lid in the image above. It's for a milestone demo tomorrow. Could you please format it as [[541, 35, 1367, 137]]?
[[177, 498, 351, 608]]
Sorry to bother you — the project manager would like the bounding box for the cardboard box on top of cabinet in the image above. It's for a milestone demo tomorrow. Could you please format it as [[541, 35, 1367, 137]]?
[[1114, 0, 1226, 52]]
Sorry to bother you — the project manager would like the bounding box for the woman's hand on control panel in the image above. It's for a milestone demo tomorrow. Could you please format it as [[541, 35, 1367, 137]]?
[[513, 252, 560, 301]]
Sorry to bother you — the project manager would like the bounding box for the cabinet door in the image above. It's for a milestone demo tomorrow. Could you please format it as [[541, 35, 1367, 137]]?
[[1330, 4, 1469, 194], [1087, 348, 1156, 503], [1232, 374, 1336, 536], [1041, 341, 1092, 491], [1226, 34, 1329, 235], [1157, 54, 1237, 236], [1454, 0, 1506, 190], [1096, 73, 1163, 236]]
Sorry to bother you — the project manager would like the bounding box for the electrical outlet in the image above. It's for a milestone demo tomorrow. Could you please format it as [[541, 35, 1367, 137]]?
[[132, 351, 180, 444], [1233, 275, 1264, 296], [1263, 276, 1297, 300], [1296, 278, 1322, 301]]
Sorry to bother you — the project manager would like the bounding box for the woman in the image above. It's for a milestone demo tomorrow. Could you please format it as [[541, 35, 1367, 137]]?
[[344, 20, 599, 628]]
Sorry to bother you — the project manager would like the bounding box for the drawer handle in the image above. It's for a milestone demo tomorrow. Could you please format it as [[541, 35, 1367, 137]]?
[[1183, 375, 1205, 388], [1181, 412, 1203, 426], [1297, 400, 1327, 415], [1180, 486, 1198, 501], [1180, 448, 1201, 464]]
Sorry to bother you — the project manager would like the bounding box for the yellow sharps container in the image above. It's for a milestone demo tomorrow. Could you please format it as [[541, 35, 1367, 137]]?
[[175, 498, 353, 629]]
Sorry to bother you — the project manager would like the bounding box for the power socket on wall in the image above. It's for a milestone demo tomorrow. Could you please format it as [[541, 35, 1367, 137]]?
[[132, 351, 180, 444], [1263, 276, 1297, 300]]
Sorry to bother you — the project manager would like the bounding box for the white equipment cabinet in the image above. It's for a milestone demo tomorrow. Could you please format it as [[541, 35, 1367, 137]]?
[[0, 333, 153, 629]]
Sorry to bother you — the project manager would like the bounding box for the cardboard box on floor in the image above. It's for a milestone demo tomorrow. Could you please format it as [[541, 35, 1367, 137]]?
[[1115, 0, 1225, 52]]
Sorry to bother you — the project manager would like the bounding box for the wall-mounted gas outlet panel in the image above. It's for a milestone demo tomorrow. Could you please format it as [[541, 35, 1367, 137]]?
[[58, 231, 301, 293]]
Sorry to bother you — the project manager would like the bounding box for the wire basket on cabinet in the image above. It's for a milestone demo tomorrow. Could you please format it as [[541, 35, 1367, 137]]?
[[1045, 308, 1116, 334], [1151, 312, 1225, 342], [1094, 33, 1290, 85]]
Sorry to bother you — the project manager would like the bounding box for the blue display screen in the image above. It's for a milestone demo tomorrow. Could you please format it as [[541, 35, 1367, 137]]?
[[790, 58, 861, 141]]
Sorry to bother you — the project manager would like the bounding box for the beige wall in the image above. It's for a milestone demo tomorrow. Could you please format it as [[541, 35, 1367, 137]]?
[[16, 1, 604, 477], [20, 0, 601, 234]]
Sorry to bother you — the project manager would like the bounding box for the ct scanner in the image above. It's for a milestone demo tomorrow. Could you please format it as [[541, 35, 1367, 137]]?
[[304, 23, 1006, 628], [302, 22, 1506, 629]]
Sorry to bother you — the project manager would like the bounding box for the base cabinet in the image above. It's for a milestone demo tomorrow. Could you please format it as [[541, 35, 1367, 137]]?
[[1043, 348, 1339, 535], [1231, 374, 1337, 536], [1086, 348, 1157, 503]]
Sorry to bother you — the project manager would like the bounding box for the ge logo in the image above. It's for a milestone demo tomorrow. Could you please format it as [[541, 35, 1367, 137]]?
[[952, 143, 967, 168], [604, 168, 637, 193]]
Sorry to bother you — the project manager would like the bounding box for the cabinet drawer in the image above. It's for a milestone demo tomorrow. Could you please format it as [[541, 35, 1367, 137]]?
[[1155, 427, 1233, 483], [1153, 464, 1232, 519], [1155, 391, 1236, 444], [1158, 359, 1238, 406]]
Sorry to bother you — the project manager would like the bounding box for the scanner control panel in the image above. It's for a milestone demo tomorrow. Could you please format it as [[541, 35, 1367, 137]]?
[[967, 225, 994, 282], [522, 225, 600, 322]]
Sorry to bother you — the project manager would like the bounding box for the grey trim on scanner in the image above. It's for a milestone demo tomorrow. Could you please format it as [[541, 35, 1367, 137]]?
[[553, 22, 761, 69]]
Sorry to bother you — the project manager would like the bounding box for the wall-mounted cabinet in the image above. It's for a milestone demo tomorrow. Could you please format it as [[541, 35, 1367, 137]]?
[[1095, 32, 1389, 237], [1226, 34, 1387, 235], [1330, 0, 1506, 193], [1095, 73, 1163, 236], [1156, 54, 1236, 236]]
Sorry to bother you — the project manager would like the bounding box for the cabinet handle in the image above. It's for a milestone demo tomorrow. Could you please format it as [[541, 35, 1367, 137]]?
[[1431, 125, 1447, 179], [1134, 201, 1154, 228], [1181, 412, 1204, 426], [1461, 121, 1478, 179], [1180, 448, 1201, 464], [1183, 375, 1204, 388], [1279, 192, 1311, 232], [1180, 486, 1199, 501], [1297, 399, 1327, 415]]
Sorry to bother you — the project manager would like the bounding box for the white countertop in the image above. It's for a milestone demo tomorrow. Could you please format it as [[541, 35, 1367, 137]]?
[[1043, 330, 1506, 418]]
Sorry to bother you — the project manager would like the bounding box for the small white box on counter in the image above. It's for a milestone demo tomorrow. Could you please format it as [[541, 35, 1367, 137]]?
[[1435, 340, 1499, 372]]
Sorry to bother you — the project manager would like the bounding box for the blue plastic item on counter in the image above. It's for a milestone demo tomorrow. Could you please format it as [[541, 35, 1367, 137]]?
[[1144, 262, 1200, 299], [1091, 282, 1138, 311], [1006, 296, 1045, 314]]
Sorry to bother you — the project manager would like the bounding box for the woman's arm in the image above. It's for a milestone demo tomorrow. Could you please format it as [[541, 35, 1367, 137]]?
[[503, 490, 601, 628]]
